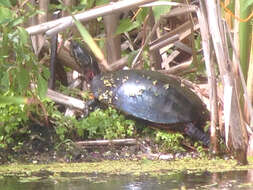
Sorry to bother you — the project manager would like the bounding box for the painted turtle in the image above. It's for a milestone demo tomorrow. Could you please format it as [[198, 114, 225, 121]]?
[[71, 42, 210, 146], [90, 70, 210, 146]]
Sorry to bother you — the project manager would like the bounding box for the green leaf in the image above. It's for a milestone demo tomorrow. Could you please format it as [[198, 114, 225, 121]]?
[[242, 0, 253, 12], [152, 1, 171, 21], [136, 8, 149, 24], [0, 95, 27, 105], [42, 67, 50, 80], [17, 67, 30, 92], [116, 18, 140, 35], [37, 75, 48, 100], [0, 72, 10, 92], [80, 0, 95, 8], [0, 6, 13, 24], [17, 26, 29, 45], [96, 0, 109, 6], [80, 0, 87, 5], [225, 1, 234, 11], [0, 0, 11, 7], [10, 16, 25, 27]]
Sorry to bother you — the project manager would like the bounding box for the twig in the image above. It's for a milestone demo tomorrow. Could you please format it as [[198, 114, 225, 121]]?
[[159, 58, 191, 74], [161, 50, 180, 70], [163, 6, 196, 18], [131, 12, 160, 68], [174, 41, 192, 54], [149, 35, 179, 52], [149, 18, 199, 48]]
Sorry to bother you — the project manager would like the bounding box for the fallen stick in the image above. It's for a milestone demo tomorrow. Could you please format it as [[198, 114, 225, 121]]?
[[75, 139, 137, 146]]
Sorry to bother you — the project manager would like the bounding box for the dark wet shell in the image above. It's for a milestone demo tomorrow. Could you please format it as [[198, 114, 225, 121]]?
[[91, 70, 209, 127]]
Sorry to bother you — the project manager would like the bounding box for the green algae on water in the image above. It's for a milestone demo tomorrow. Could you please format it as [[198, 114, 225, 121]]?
[[0, 158, 252, 178]]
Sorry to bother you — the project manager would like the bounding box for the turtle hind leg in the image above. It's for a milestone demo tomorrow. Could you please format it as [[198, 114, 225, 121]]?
[[184, 123, 210, 146]]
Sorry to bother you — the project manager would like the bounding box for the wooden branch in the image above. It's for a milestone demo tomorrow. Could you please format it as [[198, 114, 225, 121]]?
[[174, 41, 192, 54], [109, 56, 129, 71], [159, 59, 192, 75], [147, 10, 162, 69], [149, 18, 199, 48], [26, 0, 156, 36], [163, 6, 196, 18], [205, 0, 248, 164], [47, 89, 86, 110], [225, 23, 253, 129], [197, 3, 219, 153], [149, 35, 179, 52], [75, 139, 137, 146], [103, 0, 121, 64], [161, 50, 180, 70]]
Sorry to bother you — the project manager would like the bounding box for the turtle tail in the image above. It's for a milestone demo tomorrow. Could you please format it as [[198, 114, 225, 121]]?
[[184, 123, 210, 146]]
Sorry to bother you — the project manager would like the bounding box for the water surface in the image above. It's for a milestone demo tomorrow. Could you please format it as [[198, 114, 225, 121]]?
[[1, 170, 253, 190]]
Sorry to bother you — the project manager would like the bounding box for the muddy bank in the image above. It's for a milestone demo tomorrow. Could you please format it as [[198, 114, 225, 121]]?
[[0, 135, 206, 164]]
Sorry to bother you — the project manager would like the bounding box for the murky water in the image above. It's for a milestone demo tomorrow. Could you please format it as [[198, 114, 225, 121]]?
[[1, 170, 253, 190]]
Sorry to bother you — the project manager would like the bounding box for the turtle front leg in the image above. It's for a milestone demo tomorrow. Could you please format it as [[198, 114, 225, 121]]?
[[83, 99, 100, 117], [184, 123, 210, 146]]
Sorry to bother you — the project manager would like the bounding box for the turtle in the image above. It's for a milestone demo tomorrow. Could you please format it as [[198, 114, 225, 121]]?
[[70, 41, 210, 146], [89, 70, 210, 146]]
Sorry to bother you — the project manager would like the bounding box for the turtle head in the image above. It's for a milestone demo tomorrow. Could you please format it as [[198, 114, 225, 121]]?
[[70, 40, 100, 81]]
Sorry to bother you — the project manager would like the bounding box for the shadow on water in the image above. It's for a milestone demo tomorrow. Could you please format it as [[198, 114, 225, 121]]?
[[1, 169, 253, 190]]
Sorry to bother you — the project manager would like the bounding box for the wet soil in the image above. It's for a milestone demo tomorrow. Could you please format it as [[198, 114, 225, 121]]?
[[0, 136, 204, 165], [0, 123, 205, 165]]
